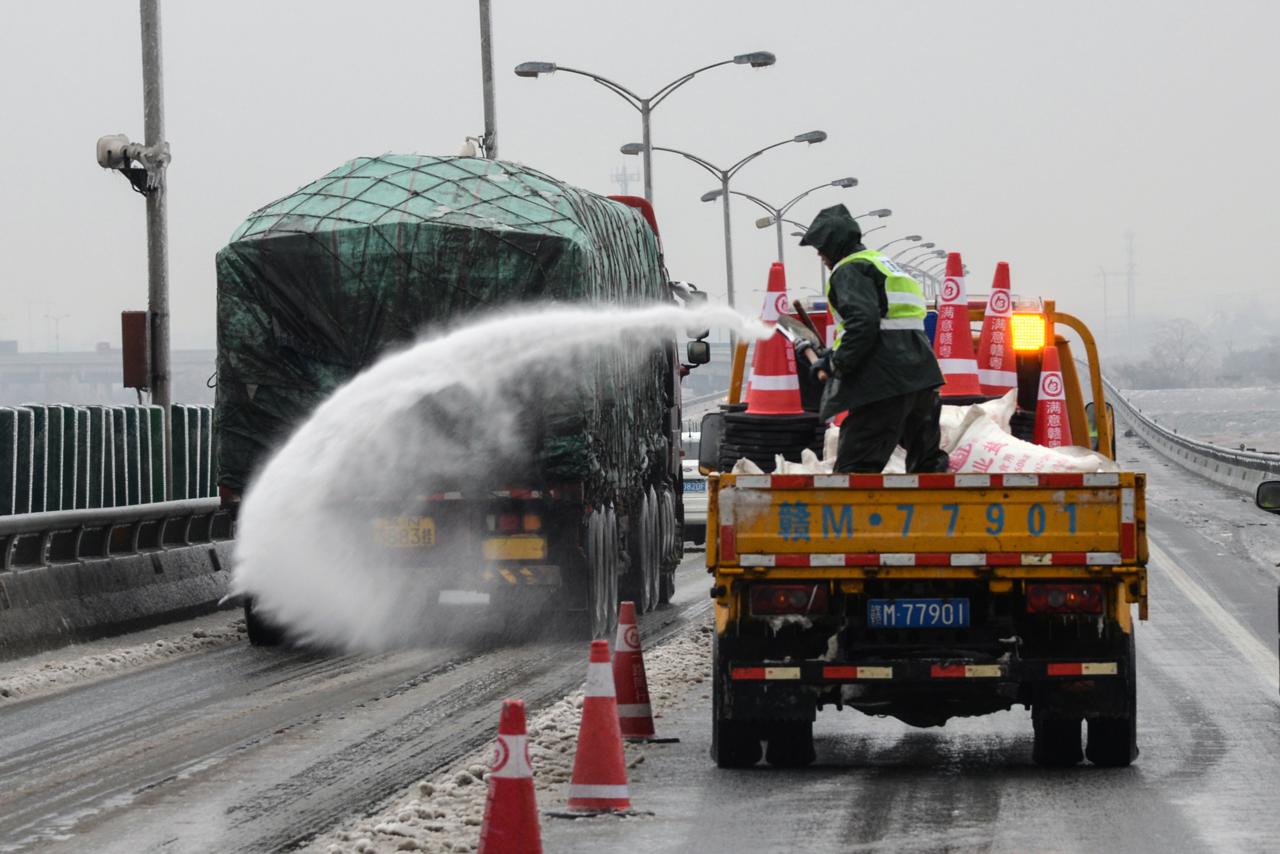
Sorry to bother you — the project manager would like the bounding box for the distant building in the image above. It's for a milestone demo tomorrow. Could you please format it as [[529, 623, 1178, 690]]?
[[0, 345, 215, 406]]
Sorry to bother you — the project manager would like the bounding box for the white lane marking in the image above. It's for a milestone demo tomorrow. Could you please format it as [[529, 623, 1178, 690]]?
[[1148, 539, 1278, 693]]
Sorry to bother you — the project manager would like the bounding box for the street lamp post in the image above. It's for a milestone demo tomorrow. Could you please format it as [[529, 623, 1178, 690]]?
[[624, 131, 827, 307], [515, 51, 775, 202], [702, 177, 858, 263], [877, 234, 922, 252]]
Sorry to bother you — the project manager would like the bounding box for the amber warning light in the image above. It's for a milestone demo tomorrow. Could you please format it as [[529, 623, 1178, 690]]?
[[1011, 313, 1046, 352]]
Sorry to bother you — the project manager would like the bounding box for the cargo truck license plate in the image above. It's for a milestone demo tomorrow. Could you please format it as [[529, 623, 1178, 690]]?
[[868, 598, 970, 628], [373, 516, 436, 548], [684, 480, 706, 493]]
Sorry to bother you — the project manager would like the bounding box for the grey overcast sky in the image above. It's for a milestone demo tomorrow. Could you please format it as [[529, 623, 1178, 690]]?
[[2, 0, 1277, 356]]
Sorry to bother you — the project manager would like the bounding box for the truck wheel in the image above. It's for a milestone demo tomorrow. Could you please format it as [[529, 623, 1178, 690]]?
[[646, 487, 661, 612], [764, 721, 816, 768], [603, 507, 619, 637], [1086, 633, 1139, 767], [244, 596, 285, 647], [1032, 713, 1083, 767], [711, 636, 762, 768], [658, 489, 679, 605], [584, 510, 613, 639]]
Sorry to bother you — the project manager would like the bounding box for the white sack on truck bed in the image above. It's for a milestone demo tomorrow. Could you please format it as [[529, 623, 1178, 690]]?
[[728, 390, 1116, 474]]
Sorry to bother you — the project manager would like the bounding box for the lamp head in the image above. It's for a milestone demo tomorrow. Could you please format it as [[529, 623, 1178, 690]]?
[[831, 176, 858, 188], [700, 189, 724, 203], [733, 51, 776, 68], [870, 208, 891, 217], [794, 130, 827, 144], [514, 61, 556, 78], [620, 142, 645, 156], [906, 234, 922, 241], [754, 216, 775, 229]]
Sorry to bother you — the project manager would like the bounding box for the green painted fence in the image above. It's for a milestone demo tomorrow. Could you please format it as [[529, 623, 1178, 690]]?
[[0, 404, 217, 515]]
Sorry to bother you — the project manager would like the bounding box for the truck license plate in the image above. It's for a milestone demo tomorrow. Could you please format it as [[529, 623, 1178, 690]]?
[[373, 516, 436, 548], [684, 480, 706, 493], [868, 598, 969, 628]]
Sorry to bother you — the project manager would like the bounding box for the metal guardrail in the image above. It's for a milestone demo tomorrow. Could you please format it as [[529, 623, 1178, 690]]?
[[1104, 376, 1280, 494], [0, 403, 216, 517], [0, 497, 232, 572]]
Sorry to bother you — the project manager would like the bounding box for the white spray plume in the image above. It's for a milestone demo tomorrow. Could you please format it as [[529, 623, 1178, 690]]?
[[232, 302, 766, 651]]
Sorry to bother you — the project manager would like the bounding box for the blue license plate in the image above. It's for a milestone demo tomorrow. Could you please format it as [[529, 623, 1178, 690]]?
[[683, 480, 706, 493], [868, 598, 970, 628]]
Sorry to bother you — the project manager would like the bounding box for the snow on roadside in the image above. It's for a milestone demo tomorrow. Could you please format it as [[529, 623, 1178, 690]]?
[[308, 620, 715, 854], [0, 616, 247, 704]]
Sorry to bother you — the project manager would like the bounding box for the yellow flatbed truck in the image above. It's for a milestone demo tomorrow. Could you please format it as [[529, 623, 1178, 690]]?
[[703, 302, 1147, 768]]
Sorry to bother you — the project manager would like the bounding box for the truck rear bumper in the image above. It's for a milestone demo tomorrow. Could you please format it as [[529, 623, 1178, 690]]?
[[728, 657, 1120, 685], [724, 655, 1131, 724]]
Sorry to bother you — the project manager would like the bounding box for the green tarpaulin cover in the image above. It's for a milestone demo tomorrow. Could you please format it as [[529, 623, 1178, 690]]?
[[215, 155, 673, 500]]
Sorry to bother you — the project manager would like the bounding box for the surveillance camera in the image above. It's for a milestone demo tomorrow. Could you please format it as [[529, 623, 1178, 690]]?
[[96, 134, 133, 169]]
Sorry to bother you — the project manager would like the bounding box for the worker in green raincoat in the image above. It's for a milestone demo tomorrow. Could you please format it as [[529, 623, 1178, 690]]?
[[797, 204, 950, 473]]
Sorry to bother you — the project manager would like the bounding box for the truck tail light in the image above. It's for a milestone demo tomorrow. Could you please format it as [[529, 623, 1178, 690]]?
[[750, 583, 828, 616], [497, 513, 521, 534], [522, 513, 542, 532], [1026, 583, 1103, 615]]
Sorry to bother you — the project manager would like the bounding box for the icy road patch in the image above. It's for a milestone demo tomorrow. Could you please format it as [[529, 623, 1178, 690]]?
[[309, 621, 714, 854], [0, 612, 246, 704]]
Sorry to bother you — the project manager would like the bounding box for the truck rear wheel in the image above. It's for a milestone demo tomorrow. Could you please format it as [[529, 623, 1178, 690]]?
[[1086, 633, 1139, 767], [1032, 714, 1083, 767], [711, 636, 762, 768], [584, 509, 618, 639], [658, 488, 678, 604], [625, 493, 660, 613], [244, 596, 285, 647]]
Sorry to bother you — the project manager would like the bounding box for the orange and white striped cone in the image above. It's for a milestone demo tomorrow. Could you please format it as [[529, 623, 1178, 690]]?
[[934, 252, 983, 398], [1034, 344, 1073, 448], [977, 261, 1017, 397], [478, 699, 542, 854], [611, 601, 678, 743], [745, 262, 804, 416], [565, 640, 631, 813]]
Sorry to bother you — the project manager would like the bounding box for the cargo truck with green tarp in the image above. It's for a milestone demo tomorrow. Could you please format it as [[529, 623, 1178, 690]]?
[[215, 155, 708, 642]]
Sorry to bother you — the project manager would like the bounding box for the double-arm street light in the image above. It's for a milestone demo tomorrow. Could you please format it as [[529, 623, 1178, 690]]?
[[893, 241, 935, 261], [902, 248, 945, 268], [773, 208, 890, 236], [787, 209, 893, 289], [878, 234, 922, 252], [623, 130, 827, 306], [701, 178, 859, 263], [515, 51, 775, 202]]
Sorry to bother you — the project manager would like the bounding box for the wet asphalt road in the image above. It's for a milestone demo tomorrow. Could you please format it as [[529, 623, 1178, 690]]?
[[4, 433, 1280, 853], [0, 562, 712, 853], [542, 436, 1280, 853]]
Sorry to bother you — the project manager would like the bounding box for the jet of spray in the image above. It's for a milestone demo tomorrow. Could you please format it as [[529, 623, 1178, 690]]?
[[231, 302, 766, 651]]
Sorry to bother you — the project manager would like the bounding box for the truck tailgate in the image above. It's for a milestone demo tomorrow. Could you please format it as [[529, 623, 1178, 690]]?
[[711, 472, 1145, 569]]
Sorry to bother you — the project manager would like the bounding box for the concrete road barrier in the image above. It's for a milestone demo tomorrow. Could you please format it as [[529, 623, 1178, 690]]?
[[0, 498, 234, 659]]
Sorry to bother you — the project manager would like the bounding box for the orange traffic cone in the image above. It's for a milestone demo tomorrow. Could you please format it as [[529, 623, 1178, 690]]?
[[478, 699, 542, 854], [613, 601, 661, 740], [934, 252, 983, 398], [1034, 344, 1073, 448], [745, 263, 804, 416], [977, 262, 1017, 397], [565, 640, 631, 813]]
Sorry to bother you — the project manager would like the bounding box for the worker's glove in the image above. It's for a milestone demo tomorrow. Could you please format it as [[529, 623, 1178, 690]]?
[[794, 339, 816, 360], [809, 352, 833, 383]]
